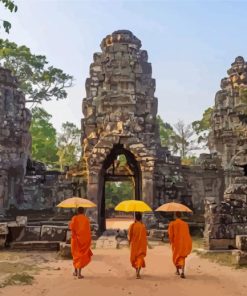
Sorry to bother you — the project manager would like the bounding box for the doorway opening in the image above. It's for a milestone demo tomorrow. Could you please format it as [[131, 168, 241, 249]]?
[[98, 144, 141, 232]]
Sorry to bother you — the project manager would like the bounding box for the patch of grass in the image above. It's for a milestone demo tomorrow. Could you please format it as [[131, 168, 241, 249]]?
[[91, 241, 96, 249], [192, 236, 204, 250], [0, 273, 34, 288], [198, 252, 234, 267], [0, 262, 36, 275]]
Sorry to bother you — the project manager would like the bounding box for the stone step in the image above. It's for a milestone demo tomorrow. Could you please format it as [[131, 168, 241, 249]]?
[[10, 241, 60, 251], [95, 235, 117, 249]]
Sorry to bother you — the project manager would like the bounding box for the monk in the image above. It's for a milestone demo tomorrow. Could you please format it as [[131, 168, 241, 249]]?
[[128, 212, 147, 279], [168, 211, 192, 278], [69, 207, 93, 279]]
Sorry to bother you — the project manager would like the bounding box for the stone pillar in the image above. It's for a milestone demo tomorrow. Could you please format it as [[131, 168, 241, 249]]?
[[141, 170, 155, 207], [0, 67, 31, 211]]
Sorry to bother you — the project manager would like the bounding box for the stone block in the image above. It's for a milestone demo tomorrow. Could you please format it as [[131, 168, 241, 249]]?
[[40, 225, 67, 242], [117, 240, 129, 249], [232, 250, 247, 266], [236, 235, 247, 251], [0, 222, 8, 235], [205, 238, 236, 250], [8, 225, 25, 242], [16, 216, 27, 226], [149, 229, 167, 240], [66, 230, 71, 244], [95, 235, 117, 249], [0, 235, 7, 248], [20, 226, 41, 241], [59, 242, 72, 258]]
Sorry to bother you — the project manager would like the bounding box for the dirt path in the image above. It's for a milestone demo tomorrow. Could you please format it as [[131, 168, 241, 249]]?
[[1, 245, 246, 296]]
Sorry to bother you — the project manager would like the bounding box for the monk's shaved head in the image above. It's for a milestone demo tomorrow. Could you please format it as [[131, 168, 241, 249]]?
[[78, 207, 85, 214], [135, 212, 142, 221], [175, 211, 182, 218]]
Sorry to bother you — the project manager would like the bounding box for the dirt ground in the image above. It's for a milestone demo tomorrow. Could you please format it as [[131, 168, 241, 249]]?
[[106, 217, 132, 229], [0, 245, 246, 296]]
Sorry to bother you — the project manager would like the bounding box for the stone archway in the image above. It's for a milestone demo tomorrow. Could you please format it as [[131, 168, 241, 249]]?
[[97, 144, 141, 232]]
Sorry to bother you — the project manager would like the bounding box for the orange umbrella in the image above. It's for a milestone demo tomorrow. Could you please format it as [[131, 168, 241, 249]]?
[[155, 202, 192, 213], [56, 197, 96, 208]]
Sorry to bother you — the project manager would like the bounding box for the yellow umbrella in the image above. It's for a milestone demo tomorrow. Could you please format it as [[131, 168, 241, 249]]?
[[115, 200, 152, 212], [56, 197, 97, 208], [155, 202, 192, 213]]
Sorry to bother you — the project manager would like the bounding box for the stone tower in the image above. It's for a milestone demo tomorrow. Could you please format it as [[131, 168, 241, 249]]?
[[0, 67, 31, 210], [81, 30, 160, 229], [204, 57, 247, 250], [209, 56, 247, 187]]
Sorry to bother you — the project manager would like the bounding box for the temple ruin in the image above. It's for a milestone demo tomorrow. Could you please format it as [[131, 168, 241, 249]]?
[[0, 31, 246, 253], [204, 57, 247, 251], [80, 30, 225, 231]]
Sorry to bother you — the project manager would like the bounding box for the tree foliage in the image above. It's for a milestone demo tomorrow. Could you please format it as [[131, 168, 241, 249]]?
[[0, 39, 73, 104], [173, 120, 197, 158], [105, 181, 134, 209], [30, 107, 58, 167], [157, 115, 179, 153], [57, 122, 81, 171], [0, 0, 18, 33], [192, 107, 213, 145]]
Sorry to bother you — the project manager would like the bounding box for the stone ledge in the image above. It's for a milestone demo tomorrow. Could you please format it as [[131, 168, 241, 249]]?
[[10, 241, 60, 251], [236, 235, 247, 251], [232, 250, 247, 266]]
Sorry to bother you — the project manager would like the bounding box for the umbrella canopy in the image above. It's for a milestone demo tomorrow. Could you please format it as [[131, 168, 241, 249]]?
[[115, 200, 152, 213], [56, 197, 97, 208], [155, 202, 192, 213]]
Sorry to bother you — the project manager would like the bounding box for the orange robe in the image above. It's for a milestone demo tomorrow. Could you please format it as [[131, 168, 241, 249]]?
[[168, 218, 192, 268], [128, 221, 147, 269], [69, 214, 93, 269]]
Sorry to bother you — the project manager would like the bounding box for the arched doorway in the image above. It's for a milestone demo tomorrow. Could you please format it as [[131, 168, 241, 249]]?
[[98, 144, 141, 232]]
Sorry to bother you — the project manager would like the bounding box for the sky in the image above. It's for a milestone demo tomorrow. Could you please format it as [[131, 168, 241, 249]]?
[[1, 0, 247, 132]]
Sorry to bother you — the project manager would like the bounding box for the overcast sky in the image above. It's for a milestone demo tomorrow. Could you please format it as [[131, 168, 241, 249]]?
[[1, 0, 247, 131]]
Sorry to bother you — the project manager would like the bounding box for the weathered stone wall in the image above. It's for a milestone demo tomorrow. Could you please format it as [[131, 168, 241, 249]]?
[[0, 67, 31, 211], [182, 163, 224, 212], [22, 174, 74, 210], [204, 178, 247, 250]]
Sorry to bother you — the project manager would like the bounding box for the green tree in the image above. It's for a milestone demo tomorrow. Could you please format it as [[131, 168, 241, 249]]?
[[105, 181, 134, 209], [57, 122, 81, 171], [157, 115, 179, 153], [0, 39, 73, 104], [0, 0, 17, 33], [192, 107, 213, 145], [30, 107, 58, 167]]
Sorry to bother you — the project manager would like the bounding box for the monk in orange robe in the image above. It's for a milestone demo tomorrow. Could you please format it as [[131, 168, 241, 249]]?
[[128, 212, 147, 279], [168, 211, 192, 279], [69, 207, 93, 279]]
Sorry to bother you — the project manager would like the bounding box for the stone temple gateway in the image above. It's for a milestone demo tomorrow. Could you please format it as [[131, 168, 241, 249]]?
[[81, 30, 161, 230]]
